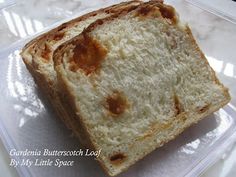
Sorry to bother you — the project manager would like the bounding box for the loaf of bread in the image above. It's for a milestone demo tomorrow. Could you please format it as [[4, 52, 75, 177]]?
[[21, 0, 230, 176], [21, 1, 142, 146], [53, 1, 230, 176]]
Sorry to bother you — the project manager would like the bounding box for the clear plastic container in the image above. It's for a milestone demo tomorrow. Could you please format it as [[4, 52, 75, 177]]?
[[186, 0, 236, 24], [0, 0, 15, 9], [0, 0, 236, 177]]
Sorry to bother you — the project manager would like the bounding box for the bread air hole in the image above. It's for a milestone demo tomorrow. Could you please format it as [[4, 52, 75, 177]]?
[[197, 104, 210, 113], [174, 94, 184, 115], [57, 24, 67, 32], [110, 153, 126, 164], [92, 13, 97, 16], [184, 50, 190, 56], [53, 32, 65, 41]]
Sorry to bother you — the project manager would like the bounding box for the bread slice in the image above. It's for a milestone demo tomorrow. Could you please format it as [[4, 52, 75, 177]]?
[[53, 1, 230, 176], [20, 1, 142, 146]]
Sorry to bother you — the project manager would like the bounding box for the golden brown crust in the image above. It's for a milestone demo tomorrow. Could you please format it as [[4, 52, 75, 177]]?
[[83, 1, 177, 34], [134, 1, 177, 24]]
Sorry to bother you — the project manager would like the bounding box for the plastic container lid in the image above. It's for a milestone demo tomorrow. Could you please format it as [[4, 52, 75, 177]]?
[[0, 0, 236, 177]]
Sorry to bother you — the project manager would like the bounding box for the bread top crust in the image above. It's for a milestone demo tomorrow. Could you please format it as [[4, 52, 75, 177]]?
[[54, 1, 178, 69], [21, 1, 143, 65], [85, 1, 177, 34]]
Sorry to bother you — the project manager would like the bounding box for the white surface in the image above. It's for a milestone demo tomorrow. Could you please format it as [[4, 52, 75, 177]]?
[[0, 0, 236, 177]]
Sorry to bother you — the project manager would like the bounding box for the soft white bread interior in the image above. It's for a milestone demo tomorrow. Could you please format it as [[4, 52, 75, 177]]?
[[20, 1, 142, 146], [54, 1, 230, 176]]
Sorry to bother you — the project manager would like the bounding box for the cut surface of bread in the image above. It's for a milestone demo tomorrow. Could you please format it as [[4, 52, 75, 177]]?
[[20, 1, 142, 146], [54, 1, 230, 176]]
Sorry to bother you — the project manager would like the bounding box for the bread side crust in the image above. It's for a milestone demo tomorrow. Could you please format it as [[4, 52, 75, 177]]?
[[21, 1, 143, 147], [22, 54, 83, 131], [54, 1, 231, 176], [22, 53, 95, 147], [185, 26, 231, 100]]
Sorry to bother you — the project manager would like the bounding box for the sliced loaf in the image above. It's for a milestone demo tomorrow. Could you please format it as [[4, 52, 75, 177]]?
[[54, 1, 230, 176]]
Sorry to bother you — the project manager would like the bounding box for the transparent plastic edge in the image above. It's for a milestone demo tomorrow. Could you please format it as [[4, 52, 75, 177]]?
[[185, 104, 236, 177], [185, 0, 236, 25], [0, 0, 16, 10], [0, 118, 33, 177], [0, 1, 236, 176]]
